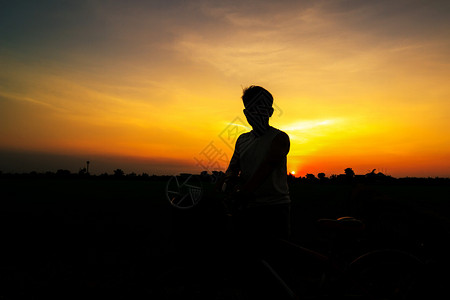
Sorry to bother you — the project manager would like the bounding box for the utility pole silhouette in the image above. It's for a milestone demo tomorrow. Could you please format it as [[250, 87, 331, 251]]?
[[86, 161, 90, 174]]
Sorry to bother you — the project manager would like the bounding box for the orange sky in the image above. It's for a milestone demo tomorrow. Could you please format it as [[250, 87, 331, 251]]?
[[1, 1, 449, 177]]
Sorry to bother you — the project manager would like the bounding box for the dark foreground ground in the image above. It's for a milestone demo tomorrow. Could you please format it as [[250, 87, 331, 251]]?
[[1, 176, 449, 299]]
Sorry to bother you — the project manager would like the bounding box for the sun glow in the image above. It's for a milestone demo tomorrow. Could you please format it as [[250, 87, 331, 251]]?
[[282, 119, 336, 131]]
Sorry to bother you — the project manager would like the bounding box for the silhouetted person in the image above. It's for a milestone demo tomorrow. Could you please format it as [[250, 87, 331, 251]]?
[[220, 86, 292, 297], [223, 85, 291, 256]]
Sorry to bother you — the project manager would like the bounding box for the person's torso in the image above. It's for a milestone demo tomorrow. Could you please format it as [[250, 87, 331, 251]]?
[[237, 127, 290, 207]]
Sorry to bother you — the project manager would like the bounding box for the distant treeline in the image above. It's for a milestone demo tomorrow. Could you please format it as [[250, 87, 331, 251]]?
[[1, 168, 449, 185], [0, 169, 171, 181]]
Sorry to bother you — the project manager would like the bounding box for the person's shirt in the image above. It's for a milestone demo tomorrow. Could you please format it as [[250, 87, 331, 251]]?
[[226, 126, 290, 207]]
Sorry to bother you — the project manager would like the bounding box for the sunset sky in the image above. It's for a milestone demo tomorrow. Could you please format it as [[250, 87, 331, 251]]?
[[1, 0, 449, 177]]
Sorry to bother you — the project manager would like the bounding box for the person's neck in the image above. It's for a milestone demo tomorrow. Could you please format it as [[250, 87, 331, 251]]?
[[251, 124, 271, 137]]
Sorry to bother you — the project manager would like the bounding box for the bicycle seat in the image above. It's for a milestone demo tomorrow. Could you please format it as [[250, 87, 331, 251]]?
[[316, 216, 366, 235]]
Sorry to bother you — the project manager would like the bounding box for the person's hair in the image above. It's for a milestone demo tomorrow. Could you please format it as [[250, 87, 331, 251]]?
[[242, 85, 273, 109]]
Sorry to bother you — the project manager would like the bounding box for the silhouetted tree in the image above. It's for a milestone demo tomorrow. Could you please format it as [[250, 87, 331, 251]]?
[[56, 169, 71, 177], [318, 173, 326, 180], [306, 173, 317, 181], [287, 173, 296, 184], [344, 168, 355, 178], [365, 169, 392, 182], [113, 169, 124, 177], [78, 168, 87, 176]]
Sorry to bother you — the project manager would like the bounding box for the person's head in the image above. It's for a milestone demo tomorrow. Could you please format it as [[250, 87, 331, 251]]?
[[242, 86, 274, 134]]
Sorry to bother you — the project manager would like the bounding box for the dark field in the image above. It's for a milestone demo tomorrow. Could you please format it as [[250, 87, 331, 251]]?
[[1, 176, 449, 299]]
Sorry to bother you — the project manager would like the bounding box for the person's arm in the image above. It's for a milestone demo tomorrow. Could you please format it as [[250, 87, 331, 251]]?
[[239, 131, 290, 193], [218, 136, 242, 193]]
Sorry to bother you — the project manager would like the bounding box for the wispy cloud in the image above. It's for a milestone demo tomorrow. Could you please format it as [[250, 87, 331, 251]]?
[[282, 119, 337, 132], [0, 91, 66, 112]]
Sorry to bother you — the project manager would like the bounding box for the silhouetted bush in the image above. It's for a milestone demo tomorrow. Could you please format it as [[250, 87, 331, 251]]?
[[113, 169, 125, 177]]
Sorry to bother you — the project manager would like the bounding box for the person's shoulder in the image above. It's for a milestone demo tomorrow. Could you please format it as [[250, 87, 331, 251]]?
[[235, 131, 252, 146], [272, 127, 289, 141], [237, 131, 252, 140], [266, 127, 290, 155], [272, 128, 290, 154]]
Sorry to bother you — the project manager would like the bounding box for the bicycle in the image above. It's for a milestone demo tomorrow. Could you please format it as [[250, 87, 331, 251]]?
[[157, 175, 429, 299]]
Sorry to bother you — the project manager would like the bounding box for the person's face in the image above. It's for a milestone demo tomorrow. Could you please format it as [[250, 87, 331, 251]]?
[[243, 105, 274, 131]]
